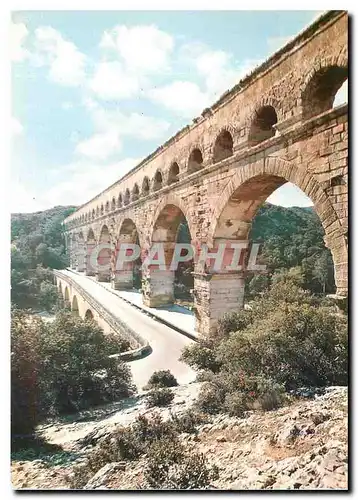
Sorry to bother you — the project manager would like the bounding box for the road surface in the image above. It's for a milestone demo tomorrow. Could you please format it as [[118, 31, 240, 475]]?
[[59, 270, 196, 390]]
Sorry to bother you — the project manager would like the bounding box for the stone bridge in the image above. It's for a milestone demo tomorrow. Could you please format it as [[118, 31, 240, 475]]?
[[64, 11, 348, 334]]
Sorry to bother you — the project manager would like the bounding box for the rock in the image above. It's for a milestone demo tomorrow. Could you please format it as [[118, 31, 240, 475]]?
[[84, 462, 126, 490], [216, 435, 227, 443], [311, 412, 330, 426], [276, 424, 301, 446]]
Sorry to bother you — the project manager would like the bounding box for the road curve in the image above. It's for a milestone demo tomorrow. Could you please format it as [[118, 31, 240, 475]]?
[[59, 270, 196, 390]]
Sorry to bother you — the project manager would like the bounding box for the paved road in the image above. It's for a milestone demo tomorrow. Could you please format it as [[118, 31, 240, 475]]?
[[59, 270, 196, 390]]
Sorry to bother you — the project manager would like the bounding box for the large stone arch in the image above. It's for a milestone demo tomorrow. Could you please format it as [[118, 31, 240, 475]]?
[[96, 224, 111, 282], [208, 156, 347, 295], [149, 193, 196, 246], [142, 194, 196, 308], [84, 227, 96, 276], [112, 217, 143, 290]]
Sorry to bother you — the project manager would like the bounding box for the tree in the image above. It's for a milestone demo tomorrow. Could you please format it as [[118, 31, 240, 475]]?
[[312, 250, 332, 294]]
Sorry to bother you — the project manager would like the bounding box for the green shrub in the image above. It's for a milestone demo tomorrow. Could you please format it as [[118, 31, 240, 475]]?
[[144, 439, 219, 490], [11, 308, 43, 437], [146, 388, 174, 408], [195, 371, 286, 417], [11, 308, 135, 443], [170, 409, 207, 434], [145, 370, 178, 389], [69, 413, 182, 489], [217, 302, 348, 390], [180, 342, 221, 372], [217, 309, 254, 337], [194, 382, 226, 415]]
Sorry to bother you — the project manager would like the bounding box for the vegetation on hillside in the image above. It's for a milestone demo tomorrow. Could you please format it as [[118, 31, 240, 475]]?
[[11, 308, 134, 443], [11, 205, 76, 310], [181, 269, 347, 417]]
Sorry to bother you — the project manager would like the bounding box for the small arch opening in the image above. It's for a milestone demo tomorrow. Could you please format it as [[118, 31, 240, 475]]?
[[85, 309, 94, 321], [213, 130, 234, 162], [188, 148, 203, 174], [132, 183, 140, 201], [153, 170, 163, 191], [72, 295, 79, 316], [100, 204, 104, 215], [124, 189, 130, 205], [105, 201, 110, 212], [302, 65, 348, 120], [118, 194, 123, 208], [142, 177, 150, 196], [111, 197, 116, 211], [168, 162, 180, 185], [248, 106, 278, 145]]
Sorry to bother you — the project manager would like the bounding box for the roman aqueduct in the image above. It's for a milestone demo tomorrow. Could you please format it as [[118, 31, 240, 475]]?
[[63, 11, 348, 334]]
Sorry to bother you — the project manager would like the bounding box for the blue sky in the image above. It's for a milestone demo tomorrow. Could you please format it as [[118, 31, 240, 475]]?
[[11, 10, 347, 213]]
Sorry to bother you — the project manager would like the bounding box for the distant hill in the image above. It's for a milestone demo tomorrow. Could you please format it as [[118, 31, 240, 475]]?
[[11, 205, 77, 243]]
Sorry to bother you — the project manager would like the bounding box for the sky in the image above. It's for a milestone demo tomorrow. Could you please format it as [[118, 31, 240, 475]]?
[[11, 10, 348, 213]]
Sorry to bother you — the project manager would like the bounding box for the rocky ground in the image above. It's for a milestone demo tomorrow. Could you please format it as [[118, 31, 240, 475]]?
[[11, 384, 348, 491]]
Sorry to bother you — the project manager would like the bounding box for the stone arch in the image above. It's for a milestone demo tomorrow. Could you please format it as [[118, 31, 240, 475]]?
[[168, 162, 180, 185], [96, 224, 111, 281], [64, 286, 70, 308], [117, 218, 141, 243], [113, 217, 143, 290], [85, 227, 96, 276], [124, 188, 130, 205], [208, 157, 347, 295], [153, 170, 163, 191], [248, 104, 278, 145], [301, 54, 348, 119], [105, 201, 110, 212], [85, 309, 94, 321], [142, 176, 150, 196], [72, 295, 79, 316], [132, 183, 140, 201], [213, 129, 234, 163], [187, 147, 204, 174], [76, 231, 86, 271], [92, 209, 95, 219], [100, 203, 104, 215], [86, 226, 96, 242], [111, 196, 116, 211], [118, 193, 123, 208], [96, 206, 100, 217], [149, 193, 196, 246]]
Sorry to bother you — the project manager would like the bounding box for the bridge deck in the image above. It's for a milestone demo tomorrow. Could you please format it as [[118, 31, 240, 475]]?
[[59, 270, 196, 390]]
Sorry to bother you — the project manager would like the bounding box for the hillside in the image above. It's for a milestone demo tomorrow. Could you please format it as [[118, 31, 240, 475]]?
[[11, 205, 76, 309]]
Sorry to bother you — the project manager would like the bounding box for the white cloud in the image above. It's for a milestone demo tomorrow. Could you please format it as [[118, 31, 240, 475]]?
[[75, 130, 122, 161], [12, 117, 23, 136], [34, 26, 86, 87], [90, 104, 170, 140], [89, 61, 141, 100], [11, 180, 45, 213], [148, 81, 210, 119], [176, 42, 262, 110], [100, 25, 173, 74], [11, 22, 29, 62], [45, 158, 140, 207]]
